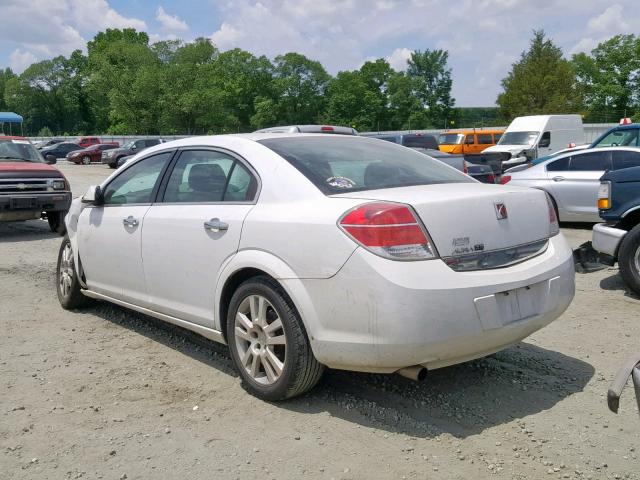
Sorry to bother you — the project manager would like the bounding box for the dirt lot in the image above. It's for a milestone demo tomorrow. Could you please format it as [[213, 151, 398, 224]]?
[[1, 162, 639, 480]]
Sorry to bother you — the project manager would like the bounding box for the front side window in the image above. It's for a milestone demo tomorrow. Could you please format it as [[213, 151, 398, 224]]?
[[162, 150, 257, 203], [569, 151, 611, 171], [259, 137, 471, 195], [103, 152, 172, 205], [465, 134, 475, 144]]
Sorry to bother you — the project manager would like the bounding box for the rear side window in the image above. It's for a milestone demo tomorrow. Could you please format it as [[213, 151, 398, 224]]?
[[258, 137, 471, 195], [465, 134, 475, 145], [162, 150, 257, 203], [477, 134, 493, 144], [612, 150, 640, 170], [569, 151, 611, 171]]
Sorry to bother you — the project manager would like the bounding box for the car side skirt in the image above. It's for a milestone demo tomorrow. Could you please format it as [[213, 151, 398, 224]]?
[[81, 289, 227, 345]]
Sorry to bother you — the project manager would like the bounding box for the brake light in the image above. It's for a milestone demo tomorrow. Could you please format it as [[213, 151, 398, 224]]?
[[321, 126, 334, 132], [500, 175, 511, 184], [545, 193, 559, 236], [339, 202, 436, 260], [487, 173, 495, 184], [597, 181, 611, 210]]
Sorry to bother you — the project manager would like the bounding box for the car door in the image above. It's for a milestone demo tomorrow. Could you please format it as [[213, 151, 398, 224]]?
[[547, 150, 610, 221], [141, 148, 259, 327], [77, 151, 174, 305]]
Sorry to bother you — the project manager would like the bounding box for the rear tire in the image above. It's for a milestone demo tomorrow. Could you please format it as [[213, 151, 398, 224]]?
[[226, 276, 324, 401], [47, 211, 67, 236], [56, 236, 92, 309], [618, 224, 640, 296]]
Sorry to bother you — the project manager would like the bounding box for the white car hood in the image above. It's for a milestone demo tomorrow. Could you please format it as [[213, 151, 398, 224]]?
[[483, 144, 531, 157]]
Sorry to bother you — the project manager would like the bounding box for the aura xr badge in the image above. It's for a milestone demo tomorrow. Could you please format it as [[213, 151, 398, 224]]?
[[494, 202, 508, 220]]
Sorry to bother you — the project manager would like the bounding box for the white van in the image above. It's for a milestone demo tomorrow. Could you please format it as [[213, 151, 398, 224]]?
[[483, 115, 585, 168]]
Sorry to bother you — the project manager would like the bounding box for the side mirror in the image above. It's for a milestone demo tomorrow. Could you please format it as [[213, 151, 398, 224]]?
[[131, 144, 137, 150], [45, 154, 57, 165], [82, 185, 104, 205]]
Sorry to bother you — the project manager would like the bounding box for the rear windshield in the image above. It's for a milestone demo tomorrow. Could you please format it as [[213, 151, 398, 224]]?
[[401, 135, 438, 149], [258, 136, 471, 194]]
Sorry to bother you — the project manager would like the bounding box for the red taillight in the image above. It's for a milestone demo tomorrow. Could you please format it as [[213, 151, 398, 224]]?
[[463, 163, 468, 174], [339, 202, 436, 260], [321, 126, 334, 132], [500, 175, 511, 184], [487, 173, 495, 184]]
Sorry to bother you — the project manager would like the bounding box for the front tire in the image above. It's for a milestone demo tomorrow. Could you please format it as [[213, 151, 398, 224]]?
[[618, 224, 640, 296], [47, 211, 67, 235], [56, 236, 91, 309], [226, 276, 324, 401], [82, 155, 91, 165]]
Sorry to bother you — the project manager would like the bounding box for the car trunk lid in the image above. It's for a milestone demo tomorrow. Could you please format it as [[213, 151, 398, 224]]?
[[333, 183, 550, 259]]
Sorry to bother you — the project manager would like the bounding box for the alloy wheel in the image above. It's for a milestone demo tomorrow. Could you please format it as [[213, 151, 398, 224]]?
[[59, 243, 74, 299], [634, 244, 640, 274], [233, 294, 287, 385]]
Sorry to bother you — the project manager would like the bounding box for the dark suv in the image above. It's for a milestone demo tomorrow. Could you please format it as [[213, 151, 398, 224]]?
[[592, 164, 640, 295], [102, 138, 163, 168]]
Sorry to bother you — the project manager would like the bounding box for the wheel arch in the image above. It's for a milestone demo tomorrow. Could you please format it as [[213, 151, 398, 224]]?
[[214, 250, 321, 346]]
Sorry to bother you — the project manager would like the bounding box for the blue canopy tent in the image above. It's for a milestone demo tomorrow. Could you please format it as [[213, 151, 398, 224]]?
[[0, 112, 24, 136]]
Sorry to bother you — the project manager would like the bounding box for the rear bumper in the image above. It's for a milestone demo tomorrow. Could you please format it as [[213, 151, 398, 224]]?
[[294, 234, 574, 373], [592, 223, 627, 259], [0, 192, 71, 219]]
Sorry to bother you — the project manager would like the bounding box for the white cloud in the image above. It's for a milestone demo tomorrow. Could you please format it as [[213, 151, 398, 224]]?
[[156, 6, 189, 32], [386, 48, 412, 71], [9, 49, 38, 74], [587, 4, 629, 33]]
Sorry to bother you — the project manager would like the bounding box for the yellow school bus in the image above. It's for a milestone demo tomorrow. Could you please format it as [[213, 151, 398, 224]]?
[[438, 129, 504, 155]]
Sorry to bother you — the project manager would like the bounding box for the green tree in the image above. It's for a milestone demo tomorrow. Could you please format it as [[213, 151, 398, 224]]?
[[0, 68, 16, 111], [407, 49, 454, 127], [572, 34, 640, 122], [272, 53, 330, 125], [497, 30, 580, 119], [387, 72, 425, 130]]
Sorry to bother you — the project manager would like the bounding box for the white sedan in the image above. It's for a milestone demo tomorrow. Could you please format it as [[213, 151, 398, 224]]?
[[58, 134, 575, 400]]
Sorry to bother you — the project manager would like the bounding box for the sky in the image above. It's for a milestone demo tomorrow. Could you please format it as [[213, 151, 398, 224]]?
[[0, 0, 638, 107]]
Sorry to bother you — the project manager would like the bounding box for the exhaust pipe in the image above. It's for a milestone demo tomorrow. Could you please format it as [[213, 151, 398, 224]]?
[[397, 365, 428, 381]]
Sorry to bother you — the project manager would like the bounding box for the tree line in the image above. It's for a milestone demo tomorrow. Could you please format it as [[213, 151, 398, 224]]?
[[0, 28, 638, 137]]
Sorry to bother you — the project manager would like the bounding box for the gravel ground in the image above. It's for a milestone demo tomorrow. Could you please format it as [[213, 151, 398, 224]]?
[[1, 162, 639, 480]]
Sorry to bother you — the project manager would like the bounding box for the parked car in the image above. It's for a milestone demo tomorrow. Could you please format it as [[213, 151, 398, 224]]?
[[0, 136, 71, 234], [483, 115, 586, 170], [102, 138, 163, 168], [591, 164, 640, 294], [410, 147, 496, 183], [77, 136, 101, 148], [41, 142, 84, 160], [67, 143, 119, 165], [502, 147, 640, 222], [438, 129, 504, 155], [35, 139, 63, 150], [59, 134, 574, 400], [255, 125, 358, 135]]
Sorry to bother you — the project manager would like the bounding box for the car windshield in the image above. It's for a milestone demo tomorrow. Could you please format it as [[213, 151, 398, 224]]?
[[498, 131, 539, 146], [123, 141, 135, 149], [592, 128, 639, 148], [258, 136, 472, 194], [438, 133, 464, 145], [0, 139, 44, 162]]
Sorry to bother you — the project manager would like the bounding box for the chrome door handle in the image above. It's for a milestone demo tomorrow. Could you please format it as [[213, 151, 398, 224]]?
[[204, 218, 228, 232], [552, 176, 565, 182], [122, 215, 139, 227]]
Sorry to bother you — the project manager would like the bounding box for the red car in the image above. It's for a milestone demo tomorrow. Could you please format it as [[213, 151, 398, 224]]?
[[77, 136, 101, 148], [67, 143, 119, 164]]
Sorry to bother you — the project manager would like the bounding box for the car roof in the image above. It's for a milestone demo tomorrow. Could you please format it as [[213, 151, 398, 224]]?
[[254, 125, 358, 135]]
